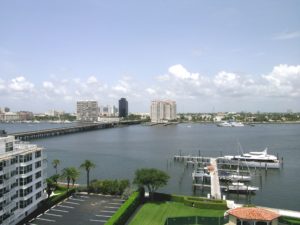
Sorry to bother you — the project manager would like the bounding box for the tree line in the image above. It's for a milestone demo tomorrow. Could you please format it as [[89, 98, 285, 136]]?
[[47, 159, 170, 199]]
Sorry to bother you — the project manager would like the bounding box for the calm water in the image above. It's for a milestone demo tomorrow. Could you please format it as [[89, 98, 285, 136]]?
[[2, 123, 300, 210]]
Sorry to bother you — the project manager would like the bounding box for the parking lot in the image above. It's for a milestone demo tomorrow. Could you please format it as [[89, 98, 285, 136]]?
[[27, 194, 124, 225]]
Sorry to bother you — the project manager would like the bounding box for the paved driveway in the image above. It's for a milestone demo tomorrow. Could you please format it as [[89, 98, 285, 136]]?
[[27, 194, 124, 225]]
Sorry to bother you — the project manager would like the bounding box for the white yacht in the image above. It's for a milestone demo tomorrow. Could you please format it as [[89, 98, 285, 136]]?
[[219, 171, 251, 182], [230, 121, 245, 127], [226, 182, 259, 193], [217, 121, 232, 127], [222, 148, 280, 169]]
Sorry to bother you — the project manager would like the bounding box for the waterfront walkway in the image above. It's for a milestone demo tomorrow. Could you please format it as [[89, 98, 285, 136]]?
[[209, 158, 222, 200]]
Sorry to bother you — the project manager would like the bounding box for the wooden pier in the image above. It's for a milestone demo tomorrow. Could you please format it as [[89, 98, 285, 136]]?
[[9, 120, 141, 141], [174, 154, 223, 199], [209, 158, 222, 199]]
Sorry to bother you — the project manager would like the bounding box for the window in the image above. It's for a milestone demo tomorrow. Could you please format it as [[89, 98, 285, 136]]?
[[35, 171, 42, 179], [19, 186, 33, 197], [19, 164, 32, 174], [36, 191, 42, 200], [35, 161, 41, 169], [19, 197, 33, 208], [19, 175, 32, 186], [35, 181, 42, 189], [11, 156, 18, 164], [5, 142, 13, 152], [35, 150, 41, 158], [19, 153, 32, 163]]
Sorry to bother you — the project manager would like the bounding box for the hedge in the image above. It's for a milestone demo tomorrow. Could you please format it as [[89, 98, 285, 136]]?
[[152, 193, 227, 210], [279, 216, 300, 225], [105, 191, 142, 225], [183, 197, 227, 210]]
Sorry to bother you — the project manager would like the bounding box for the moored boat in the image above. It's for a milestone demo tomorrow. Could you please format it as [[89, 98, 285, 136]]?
[[221, 148, 280, 169], [225, 182, 259, 193]]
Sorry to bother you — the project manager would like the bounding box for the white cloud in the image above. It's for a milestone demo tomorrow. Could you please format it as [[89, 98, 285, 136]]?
[[262, 64, 300, 97], [113, 85, 128, 93], [8, 76, 34, 92], [273, 31, 300, 40], [43, 81, 54, 90], [87, 76, 98, 84], [168, 64, 199, 80], [146, 88, 156, 95], [1, 64, 299, 112], [157, 74, 170, 81], [0, 79, 5, 91]]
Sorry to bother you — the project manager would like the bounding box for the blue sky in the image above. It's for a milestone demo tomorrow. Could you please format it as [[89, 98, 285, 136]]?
[[0, 0, 300, 113]]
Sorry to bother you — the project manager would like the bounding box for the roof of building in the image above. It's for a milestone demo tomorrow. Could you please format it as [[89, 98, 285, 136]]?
[[206, 164, 215, 172], [228, 207, 280, 221]]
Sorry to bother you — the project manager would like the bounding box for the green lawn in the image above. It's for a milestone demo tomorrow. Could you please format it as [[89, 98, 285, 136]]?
[[129, 201, 226, 225]]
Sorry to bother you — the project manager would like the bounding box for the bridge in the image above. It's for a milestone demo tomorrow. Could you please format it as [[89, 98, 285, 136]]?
[[9, 120, 142, 141]]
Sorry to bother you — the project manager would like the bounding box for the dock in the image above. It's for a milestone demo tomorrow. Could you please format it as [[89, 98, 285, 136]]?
[[174, 154, 223, 200], [209, 158, 222, 199]]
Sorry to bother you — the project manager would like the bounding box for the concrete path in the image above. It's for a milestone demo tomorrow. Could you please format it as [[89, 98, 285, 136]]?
[[210, 158, 221, 199]]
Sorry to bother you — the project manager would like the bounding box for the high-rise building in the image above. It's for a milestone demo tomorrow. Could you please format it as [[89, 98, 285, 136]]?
[[0, 130, 47, 225], [76, 101, 99, 122], [150, 100, 177, 123], [118, 98, 128, 118]]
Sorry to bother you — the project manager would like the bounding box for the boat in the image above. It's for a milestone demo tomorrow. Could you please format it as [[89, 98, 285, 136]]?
[[219, 170, 251, 182], [217, 121, 232, 127], [221, 148, 280, 169], [192, 169, 210, 180], [230, 121, 245, 127], [217, 121, 245, 127], [225, 182, 259, 193]]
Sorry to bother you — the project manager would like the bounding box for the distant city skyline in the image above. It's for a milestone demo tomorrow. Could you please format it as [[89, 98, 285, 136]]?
[[0, 1, 299, 113]]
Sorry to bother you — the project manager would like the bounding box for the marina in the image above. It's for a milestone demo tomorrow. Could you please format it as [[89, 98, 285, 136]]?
[[0, 122, 299, 210], [174, 149, 278, 199]]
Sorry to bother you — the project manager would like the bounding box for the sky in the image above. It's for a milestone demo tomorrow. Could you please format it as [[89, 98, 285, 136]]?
[[0, 0, 300, 113]]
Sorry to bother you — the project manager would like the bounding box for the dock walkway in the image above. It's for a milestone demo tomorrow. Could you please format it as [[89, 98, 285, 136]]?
[[209, 158, 222, 200]]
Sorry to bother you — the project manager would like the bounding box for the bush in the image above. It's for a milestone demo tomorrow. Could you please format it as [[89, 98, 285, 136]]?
[[89, 179, 130, 195], [105, 191, 142, 225], [183, 197, 227, 210], [150, 192, 227, 210], [279, 216, 300, 225]]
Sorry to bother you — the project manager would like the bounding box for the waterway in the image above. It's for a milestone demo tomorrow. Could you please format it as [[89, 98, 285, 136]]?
[[1, 122, 300, 210]]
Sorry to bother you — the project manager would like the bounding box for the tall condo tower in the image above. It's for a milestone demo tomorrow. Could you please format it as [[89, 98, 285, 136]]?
[[118, 98, 128, 118], [0, 130, 47, 225], [150, 100, 177, 123], [76, 100, 99, 122]]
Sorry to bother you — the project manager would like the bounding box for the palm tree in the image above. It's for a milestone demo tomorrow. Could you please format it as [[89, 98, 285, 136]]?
[[80, 160, 96, 191], [70, 167, 80, 187], [52, 159, 60, 175], [61, 167, 79, 190]]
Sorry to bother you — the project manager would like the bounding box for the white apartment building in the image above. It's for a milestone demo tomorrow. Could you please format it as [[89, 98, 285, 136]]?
[[150, 100, 177, 123], [99, 105, 118, 117], [0, 131, 47, 225], [76, 101, 99, 122]]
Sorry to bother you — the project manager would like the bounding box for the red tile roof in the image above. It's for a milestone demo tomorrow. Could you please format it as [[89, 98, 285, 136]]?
[[228, 207, 280, 221]]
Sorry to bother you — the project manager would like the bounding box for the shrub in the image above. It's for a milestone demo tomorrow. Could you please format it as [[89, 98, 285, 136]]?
[[89, 179, 130, 195], [150, 192, 227, 210], [105, 191, 142, 225], [183, 197, 227, 210]]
